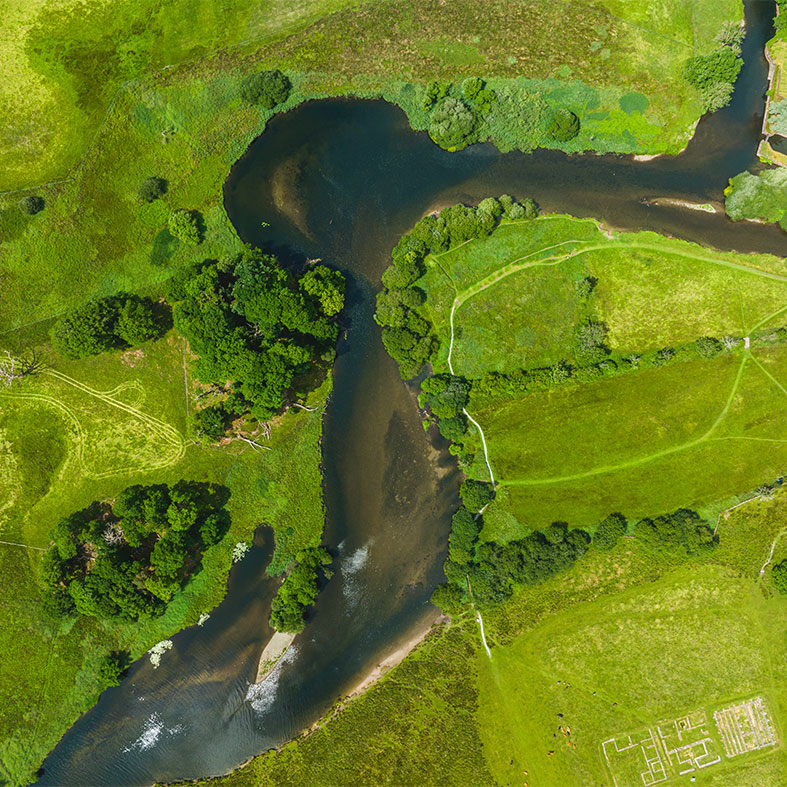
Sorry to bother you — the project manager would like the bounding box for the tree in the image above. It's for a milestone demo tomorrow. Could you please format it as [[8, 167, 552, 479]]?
[[97, 651, 129, 686], [575, 319, 609, 361], [428, 97, 479, 151], [190, 405, 229, 441], [548, 109, 580, 141], [460, 479, 494, 513], [51, 299, 118, 359], [0, 350, 44, 387], [19, 195, 45, 215], [701, 80, 735, 112], [419, 374, 470, 419], [168, 209, 202, 245], [115, 297, 160, 345], [684, 48, 742, 90], [269, 547, 332, 632], [594, 513, 627, 550], [695, 336, 722, 358], [240, 70, 292, 109], [299, 265, 345, 316], [138, 177, 167, 203], [772, 560, 787, 593]]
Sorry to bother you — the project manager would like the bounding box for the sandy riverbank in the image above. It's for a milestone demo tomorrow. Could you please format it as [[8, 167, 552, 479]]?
[[254, 631, 297, 683]]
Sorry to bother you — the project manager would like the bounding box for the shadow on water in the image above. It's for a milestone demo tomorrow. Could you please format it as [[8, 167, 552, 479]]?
[[39, 2, 787, 784]]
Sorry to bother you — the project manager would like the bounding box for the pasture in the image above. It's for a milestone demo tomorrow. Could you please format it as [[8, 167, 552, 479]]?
[[420, 216, 787, 533]]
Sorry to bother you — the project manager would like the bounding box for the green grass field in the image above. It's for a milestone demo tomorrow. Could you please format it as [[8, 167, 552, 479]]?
[[419, 215, 787, 533], [0, 0, 740, 190], [0, 329, 328, 783]]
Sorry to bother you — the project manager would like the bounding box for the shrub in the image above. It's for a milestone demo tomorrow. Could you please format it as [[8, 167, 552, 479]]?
[[190, 405, 229, 441], [715, 21, 745, 54], [168, 209, 202, 245], [772, 560, 787, 593], [460, 479, 495, 512], [422, 80, 450, 110], [695, 336, 722, 358], [240, 69, 291, 109], [548, 109, 580, 141], [428, 97, 479, 151], [634, 508, 716, 556], [593, 513, 627, 550], [575, 276, 597, 299], [98, 652, 129, 686], [575, 319, 609, 361], [138, 176, 167, 203], [701, 81, 735, 113], [115, 297, 160, 345], [19, 195, 45, 215]]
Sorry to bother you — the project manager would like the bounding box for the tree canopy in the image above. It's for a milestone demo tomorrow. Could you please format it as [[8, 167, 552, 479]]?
[[51, 294, 167, 359], [240, 69, 292, 109], [269, 547, 333, 632], [41, 482, 230, 621], [169, 249, 344, 423], [168, 209, 202, 245]]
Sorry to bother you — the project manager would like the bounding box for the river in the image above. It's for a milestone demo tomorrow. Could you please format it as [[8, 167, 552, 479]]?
[[37, 1, 787, 783]]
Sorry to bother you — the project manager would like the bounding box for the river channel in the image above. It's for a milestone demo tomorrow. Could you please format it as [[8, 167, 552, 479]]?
[[38, 2, 787, 784]]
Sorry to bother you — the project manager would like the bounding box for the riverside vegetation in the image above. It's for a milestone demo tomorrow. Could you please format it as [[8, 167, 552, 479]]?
[[0, 0, 756, 782], [203, 200, 787, 786]]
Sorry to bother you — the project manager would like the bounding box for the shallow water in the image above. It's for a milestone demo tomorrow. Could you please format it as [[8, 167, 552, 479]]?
[[38, 2, 787, 783]]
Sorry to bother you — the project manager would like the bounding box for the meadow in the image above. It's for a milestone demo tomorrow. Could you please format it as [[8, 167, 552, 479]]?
[[0, 0, 741, 191], [418, 216, 787, 533]]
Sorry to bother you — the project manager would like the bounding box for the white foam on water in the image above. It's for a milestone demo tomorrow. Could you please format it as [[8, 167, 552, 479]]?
[[123, 712, 163, 753], [245, 645, 299, 715], [340, 543, 371, 607]]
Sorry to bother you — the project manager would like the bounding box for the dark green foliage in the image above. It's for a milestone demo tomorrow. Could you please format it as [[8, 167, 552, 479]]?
[[634, 508, 716, 556], [430, 582, 464, 614], [593, 512, 628, 550], [41, 482, 230, 621], [50, 298, 119, 359], [240, 69, 292, 109], [115, 296, 161, 345], [683, 44, 742, 112], [419, 374, 470, 418], [167, 208, 202, 245], [170, 248, 344, 420], [461, 77, 496, 114], [422, 79, 450, 110], [269, 547, 333, 632], [548, 109, 580, 141], [777, 1, 787, 32], [51, 293, 167, 359], [653, 346, 676, 367], [684, 47, 742, 90], [695, 336, 722, 358], [97, 651, 129, 687], [19, 195, 45, 215], [460, 479, 494, 513], [772, 559, 787, 593], [575, 276, 597, 299], [457, 526, 591, 606], [448, 506, 481, 565], [138, 176, 167, 203], [428, 97, 478, 151], [438, 415, 468, 443], [190, 405, 229, 442]]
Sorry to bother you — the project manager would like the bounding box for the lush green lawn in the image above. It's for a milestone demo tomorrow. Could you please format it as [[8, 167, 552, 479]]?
[[0, 330, 328, 783]]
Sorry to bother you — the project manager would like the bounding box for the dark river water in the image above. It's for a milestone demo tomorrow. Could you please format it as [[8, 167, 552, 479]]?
[[38, 2, 787, 784]]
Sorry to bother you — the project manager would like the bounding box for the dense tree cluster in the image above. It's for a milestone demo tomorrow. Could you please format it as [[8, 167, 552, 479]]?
[[683, 30, 743, 113], [269, 547, 333, 632], [441, 511, 592, 606], [240, 69, 292, 109], [593, 512, 628, 550], [169, 249, 344, 423], [51, 294, 168, 359], [40, 482, 230, 620], [376, 197, 537, 378], [633, 508, 717, 556]]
